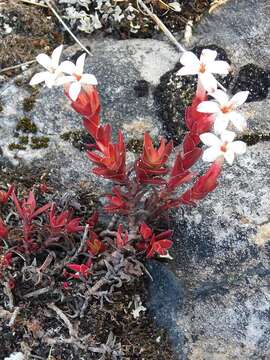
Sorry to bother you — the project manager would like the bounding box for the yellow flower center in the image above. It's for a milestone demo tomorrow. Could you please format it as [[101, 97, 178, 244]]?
[[199, 63, 206, 73]]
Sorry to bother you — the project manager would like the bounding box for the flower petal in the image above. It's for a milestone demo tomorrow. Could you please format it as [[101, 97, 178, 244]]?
[[76, 53, 86, 75], [229, 111, 247, 132], [200, 133, 221, 147], [29, 71, 48, 85], [199, 72, 217, 93], [197, 100, 220, 114], [180, 51, 200, 67], [229, 141, 246, 155], [214, 116, 229, 134], [59, 61, 77, 75], [200, 49, 217, 64], [220, 130, 236, 143], [229, 91, 249, 108], [81, 73, 98, 85], [224, 149, 235, 165], [44, 73, 57, 88], [36, 54, 52, 71], [202, 146, 221, 162], [51, 45, 63, 68], [176, 65, 199, 76], [211, 89, 229, 106], [69, 81, 81, 101], [209, 60, 231, 75], [56, 75, 75, 86]]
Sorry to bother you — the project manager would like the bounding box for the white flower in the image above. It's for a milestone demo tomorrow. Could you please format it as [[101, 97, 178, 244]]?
[[197, 90, 249, 134], [200, 130, 246, 165], [30, 45, 63, 88], [176, 49, 231, 92], [58, 53, 97, 101]]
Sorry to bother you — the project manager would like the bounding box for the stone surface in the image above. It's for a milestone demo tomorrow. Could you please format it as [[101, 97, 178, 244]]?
[[147, 1, 270, 359], [147, 143, 270, 359], [191, 0, 270, 69]]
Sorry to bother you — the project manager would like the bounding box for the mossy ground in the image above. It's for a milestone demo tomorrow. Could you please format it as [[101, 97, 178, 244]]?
[[0, 1, 64, 75], [0, 164, 175, 359]]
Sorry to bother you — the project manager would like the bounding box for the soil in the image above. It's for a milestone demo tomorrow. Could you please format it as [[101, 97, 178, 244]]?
[[0, 1, 64, 75], [0, 279, 174, 359]]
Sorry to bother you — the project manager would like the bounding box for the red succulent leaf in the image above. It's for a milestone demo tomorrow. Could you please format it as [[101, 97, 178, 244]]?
[[87, 231, 106, 256], [182, 148, 202, 169], [86, 212, 99, 228], [87, 129, 126, 183], [83, 115, 100, 139], [143, 133, 173, 168], [116, 224, 129, 249], [104, 187, 129, 214], [0, 185, 14, 205], [155, 230, 173, 241], [49, 204, 83, 234], [66, 84, 100, 118], [7, 278, 16, 289], [185, 94, 213, 134], [146, 239, 173, 258], [66, 262, 91, 279], [0, 218, 8, 238], [66, 218, 84, 233], [12, 191, 50, 222], [180, 162, 222, 205], [139, 223, 153, 240], [136, 133, 172, 184]]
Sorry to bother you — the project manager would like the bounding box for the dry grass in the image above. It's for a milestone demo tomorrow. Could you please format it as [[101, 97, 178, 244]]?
[[0, 0, 63, 73]]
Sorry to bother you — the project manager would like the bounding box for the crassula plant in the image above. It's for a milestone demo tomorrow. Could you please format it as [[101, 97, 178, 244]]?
[[0, 45, 249, 296]]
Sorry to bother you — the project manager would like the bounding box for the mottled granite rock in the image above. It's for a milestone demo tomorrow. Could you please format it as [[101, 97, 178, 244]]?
[[191, 0, 270, 69], [148, 1, 270, 358], [147, 142, 270, 359]]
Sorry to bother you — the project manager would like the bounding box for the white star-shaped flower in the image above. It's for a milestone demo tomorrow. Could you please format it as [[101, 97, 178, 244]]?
[[30, 45, 63, 88], [200, 130, 246, 165], [58, 53, 97, 101], [197, 90, 249, 134], [176, 49, 231, 93]]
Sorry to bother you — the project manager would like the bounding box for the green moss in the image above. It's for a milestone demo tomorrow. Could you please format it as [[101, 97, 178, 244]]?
[[60, 130, 93, 151], [30, 136, 50, 149], [14, 78, 25, 87], [60, 130, 85, 142], [8, 143, 27, 151], [23, 96, 36, 112], [239, 133, 270, 146], [18, 136, 29, 145], [16, 117, 37, 133], [126, 138, 144, 154]]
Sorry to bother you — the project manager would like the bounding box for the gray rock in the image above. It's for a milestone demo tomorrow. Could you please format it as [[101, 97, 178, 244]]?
[[147, 1, 270, 358], [147, 142, 270, 359], [191, 0, 270, 69]]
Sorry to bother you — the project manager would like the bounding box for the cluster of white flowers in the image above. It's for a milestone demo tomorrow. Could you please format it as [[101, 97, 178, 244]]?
[[30, 45, 97, 101], [30, 45, 249, 166], [177, 49, 248, 165]]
